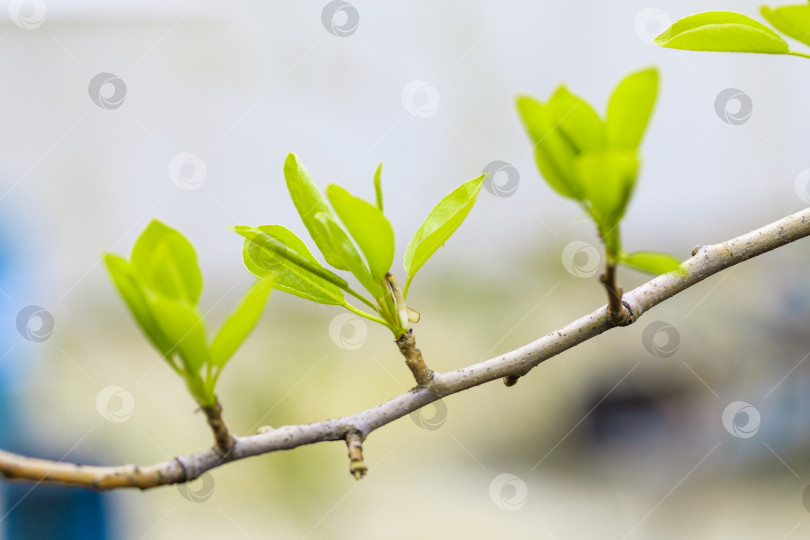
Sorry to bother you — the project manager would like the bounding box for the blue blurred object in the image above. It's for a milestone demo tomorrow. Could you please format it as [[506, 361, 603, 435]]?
[[0, 221, 112, 540]]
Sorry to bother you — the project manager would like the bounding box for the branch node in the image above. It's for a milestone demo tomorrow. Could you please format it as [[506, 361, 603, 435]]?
[[395, 329, 434, 386], [201, 398, 236, 455], [345, 431, 367, 480], [503, 375, 520, 387], [691, 245, 704, 256]]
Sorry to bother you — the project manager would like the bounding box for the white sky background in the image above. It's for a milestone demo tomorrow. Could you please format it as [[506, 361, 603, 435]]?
[[0, 0, 806, 305]]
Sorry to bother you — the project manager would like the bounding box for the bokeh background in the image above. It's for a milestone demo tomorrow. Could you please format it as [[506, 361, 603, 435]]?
[[0, 0, 809, 538]]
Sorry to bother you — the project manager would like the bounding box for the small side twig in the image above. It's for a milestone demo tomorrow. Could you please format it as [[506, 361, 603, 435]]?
[[345, 431, 367, 480], [201, 399, 235, 455], [600, 263, 631, 326], [395, 329, 434, 386]]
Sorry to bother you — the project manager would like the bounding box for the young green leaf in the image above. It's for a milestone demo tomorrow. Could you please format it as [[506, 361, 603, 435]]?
[[516, 96, 583, 200], [146, 294, 210, 374], [654, 11, 790, 54], [130, 220, 203, 305], [233, 225, 351, 292], [620, 251, 684, 276], [761, 5, 810, 48], [404, 175, 485, 288], [284, 153, 354, 272], [326, 184, 395, 282], [576, 149, 639, 233], [545, 85, 605, 152], [374, 163, 384, 211], [606, 67, 658, 149], [209, 278, 274, 368], [104, 254, 173, 356], [312, 212, 383, 299], [242, 225, 345, 305]]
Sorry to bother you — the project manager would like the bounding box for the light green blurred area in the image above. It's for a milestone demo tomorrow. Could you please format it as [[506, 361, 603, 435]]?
[[1, 0, 810, 537]]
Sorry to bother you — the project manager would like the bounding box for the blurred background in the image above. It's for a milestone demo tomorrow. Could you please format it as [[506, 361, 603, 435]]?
[[0, 0, 809, 538]]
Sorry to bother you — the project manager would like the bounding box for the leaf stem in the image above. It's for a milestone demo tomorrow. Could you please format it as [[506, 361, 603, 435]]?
[[342, 302, 389, 327], [402, 275, 414, 300], [344, 287, 378, 311], [789, 50, 810, 60]]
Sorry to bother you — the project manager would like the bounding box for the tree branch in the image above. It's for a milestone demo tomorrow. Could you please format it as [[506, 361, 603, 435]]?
[[1, 207, 807, 491]]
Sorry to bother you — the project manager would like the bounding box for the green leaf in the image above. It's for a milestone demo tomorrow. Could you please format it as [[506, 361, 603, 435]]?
[[576, 149, 639, 232], [103, 254, 173, 357], [606, 67, 658, 149], [654, 11, 790, 54], [516, 95, 583, 200], [147, 294, 210, 374], [620, 251, 684, 276], [404, 175, 485, 283], [312, 212, 383, 298], [284, 153, 355, 272], [545, 85, 605, 152], [242, 225, 345, 305], [761, 5, 810, 48], [210, 278, 274, 368], [233, 225, 351, 293], [374, 163, 384, 211], [326, 184, 395, 282], [130, 219, 203, 305]]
